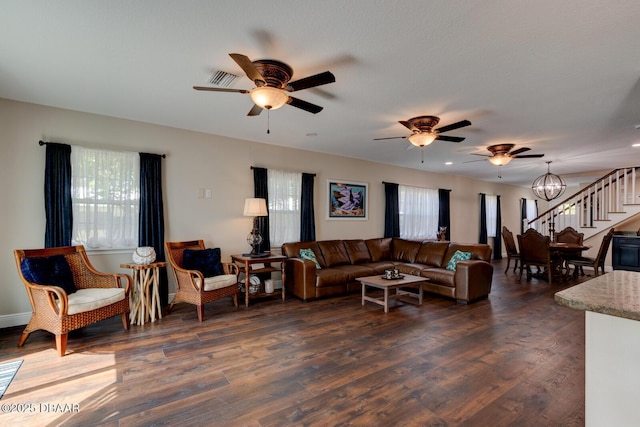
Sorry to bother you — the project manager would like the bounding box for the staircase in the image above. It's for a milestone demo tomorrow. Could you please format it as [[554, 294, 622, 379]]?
[[528, 167, 640, 241]]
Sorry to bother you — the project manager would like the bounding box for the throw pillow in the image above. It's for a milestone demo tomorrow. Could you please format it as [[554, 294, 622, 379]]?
[[20, 254, 77, 295], [446, 250, 473, 271], [183, 248, 223, 278], [299, 248, 321, 269]]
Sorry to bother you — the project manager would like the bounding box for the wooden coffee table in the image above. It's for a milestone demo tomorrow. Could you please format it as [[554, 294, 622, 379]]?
[[358, 274, 427, 312]]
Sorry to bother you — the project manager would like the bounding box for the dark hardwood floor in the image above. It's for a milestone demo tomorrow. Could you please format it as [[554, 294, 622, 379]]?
[[0, 259, 587, 426]]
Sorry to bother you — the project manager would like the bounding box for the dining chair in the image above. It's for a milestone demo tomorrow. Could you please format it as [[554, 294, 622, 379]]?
[[567, 228, 614, 277], [517, 228, 564, 285], [501, 226, 519, 273], [555, 226, 585, 275]]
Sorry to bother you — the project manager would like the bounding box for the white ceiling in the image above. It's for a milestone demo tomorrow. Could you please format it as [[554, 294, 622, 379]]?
[[2, 0, 640, 187]]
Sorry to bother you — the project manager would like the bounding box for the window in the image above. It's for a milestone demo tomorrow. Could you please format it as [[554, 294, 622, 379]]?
[[71, 146, 140, 249], [399, 185, 438, 240], [485, 194, 498, 238], [267, 169, 302, 247]]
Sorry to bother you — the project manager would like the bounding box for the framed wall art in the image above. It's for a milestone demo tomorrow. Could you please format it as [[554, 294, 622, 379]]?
[[327, 180, 368, 220]]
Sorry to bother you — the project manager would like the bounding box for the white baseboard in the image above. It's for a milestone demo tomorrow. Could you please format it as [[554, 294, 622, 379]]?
[[0, 312, 31, 329]]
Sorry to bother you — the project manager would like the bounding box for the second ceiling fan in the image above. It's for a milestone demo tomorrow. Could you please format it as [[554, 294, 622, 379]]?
[[374, 116, 472, 147], [470, 143, 544, 166]]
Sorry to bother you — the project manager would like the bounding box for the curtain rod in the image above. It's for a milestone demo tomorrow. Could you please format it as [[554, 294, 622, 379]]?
[[39, 140, 166, 158], [250, 166, 316, 176]]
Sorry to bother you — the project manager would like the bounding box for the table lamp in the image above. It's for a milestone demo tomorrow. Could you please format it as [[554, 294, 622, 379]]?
[[243, 197, 268, 257]]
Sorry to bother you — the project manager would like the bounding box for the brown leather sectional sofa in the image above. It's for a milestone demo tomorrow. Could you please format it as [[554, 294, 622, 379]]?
[[281, 238, 493, 304]]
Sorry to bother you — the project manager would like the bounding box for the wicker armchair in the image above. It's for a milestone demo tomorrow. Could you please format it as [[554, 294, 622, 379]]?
[[165, 240, 239, 322], [14, 245, 131, 357]]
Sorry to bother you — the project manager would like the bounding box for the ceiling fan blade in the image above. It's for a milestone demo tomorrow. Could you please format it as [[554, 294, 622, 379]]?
[[373, 136, 407, 141], [434, 119, 471, 134], [471, 153, 491, 157], [229, 53, 266, 85], [509, 147, 531, 156], [287, 96, 323, 114], [193, 86, 249, 94], [247, 104, 263, 116], [399, 121, 419, 132], [513, 154, 545, 159], [463, 158, 487, 163], [436, 135, 465, 143], [286, 71, 336, 91]]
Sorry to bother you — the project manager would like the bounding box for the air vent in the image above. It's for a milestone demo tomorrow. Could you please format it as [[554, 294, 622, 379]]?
[[208, 70, 239, 88]]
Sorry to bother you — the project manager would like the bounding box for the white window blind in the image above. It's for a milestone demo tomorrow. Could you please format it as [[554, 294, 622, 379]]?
[[486, 194, 498, 238], [399, 185, 439, 240], [267, 169, 302, 247], [71, 146, 140, 249]]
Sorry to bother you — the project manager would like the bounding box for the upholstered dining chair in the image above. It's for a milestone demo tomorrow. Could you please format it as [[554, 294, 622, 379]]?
[[567, 228, 614, 277], [517, 228, 564, 285], [502, 226, 519, 273], [165, 240, 239, 322], [14, 245, 131, 357]]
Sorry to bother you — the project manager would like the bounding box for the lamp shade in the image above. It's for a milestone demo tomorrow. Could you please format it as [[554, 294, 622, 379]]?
[[243, 198, 268, 217], [249, 86, 289, 110], [488, 153, 513, 166], [407, 132, 437, 147]]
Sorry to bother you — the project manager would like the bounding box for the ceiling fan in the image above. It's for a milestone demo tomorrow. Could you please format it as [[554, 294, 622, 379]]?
[[374, 116, 472, 147], [193, 53, 335, 116], [469, 143, 544, 166]]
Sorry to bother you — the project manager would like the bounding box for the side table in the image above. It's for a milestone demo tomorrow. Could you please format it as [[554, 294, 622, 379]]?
[[120, 261, 166, 325], [230, 254, 287, 307]]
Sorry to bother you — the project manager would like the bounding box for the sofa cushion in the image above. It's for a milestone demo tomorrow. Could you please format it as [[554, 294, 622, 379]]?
[[421, 268, 456, 287], [21, 254, 77, 295], [365, 238, 393, 262], [183, 248, 223, 277], [414, 241, 450, 267], [360, 261, 397, 275], [446, 250, 473, 271], [317, 240, 350, 267], [299, 248, 321, 269], [333, 264, 377, 281], [392, 239, 421, 263], [344, 239, 372, 264], [316, 268, 350, 287]]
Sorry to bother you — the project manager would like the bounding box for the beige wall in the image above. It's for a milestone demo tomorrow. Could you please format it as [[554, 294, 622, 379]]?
[[0, 98, 532, 324]]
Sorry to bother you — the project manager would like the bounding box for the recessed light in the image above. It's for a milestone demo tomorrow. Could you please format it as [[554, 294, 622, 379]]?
[[445, 161, 453, 165], [632, 143, 640, 147]]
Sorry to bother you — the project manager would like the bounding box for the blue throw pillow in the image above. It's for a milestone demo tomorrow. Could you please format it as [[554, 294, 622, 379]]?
[[20, 254, 77, 294], [446, 250, 473, 271], [299, 248, 321, 269], [183, 248, 223, 278]]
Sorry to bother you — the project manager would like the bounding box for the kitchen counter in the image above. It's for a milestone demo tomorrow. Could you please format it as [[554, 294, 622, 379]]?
[[554, 270, 640, 321], [555, 270, 640, 427]]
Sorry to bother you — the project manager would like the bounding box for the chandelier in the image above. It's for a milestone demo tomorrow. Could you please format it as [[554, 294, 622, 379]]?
[[531, 161, 566, 201]]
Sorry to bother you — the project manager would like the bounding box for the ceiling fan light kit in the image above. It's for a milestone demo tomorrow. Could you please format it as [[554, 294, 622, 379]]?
[[488, 153, 513, 166], [249, 86, 288, 110], [408, 132, 437, 147]]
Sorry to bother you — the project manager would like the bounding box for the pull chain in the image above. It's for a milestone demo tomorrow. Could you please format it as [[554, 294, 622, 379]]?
[[267, 109, 270, 134]]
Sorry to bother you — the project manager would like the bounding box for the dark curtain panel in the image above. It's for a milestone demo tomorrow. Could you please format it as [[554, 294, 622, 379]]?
[[479, 193, 487, 244], [253, 167, 270, 252], [300, 173, 316, 241], [494, 195, 502, 259], [520, 198, 527, 234], [139, 153, 168, 307], [384, 182, 400, 238], [44, 143, 73, 248], [438, 189, 451, 241]]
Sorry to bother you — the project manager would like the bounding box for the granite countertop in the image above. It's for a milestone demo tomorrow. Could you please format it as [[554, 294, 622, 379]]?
[[555, 270, 640, 321]]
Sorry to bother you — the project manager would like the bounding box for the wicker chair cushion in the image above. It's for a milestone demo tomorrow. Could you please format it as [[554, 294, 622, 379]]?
[[194, 274, 237, 291], [62, 288, 126, 315], [183, 248, 223, 277], [20, 255, 77, 295]]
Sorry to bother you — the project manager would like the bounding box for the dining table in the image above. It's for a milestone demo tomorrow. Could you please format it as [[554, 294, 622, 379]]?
[[550, 242, 591, 278]]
